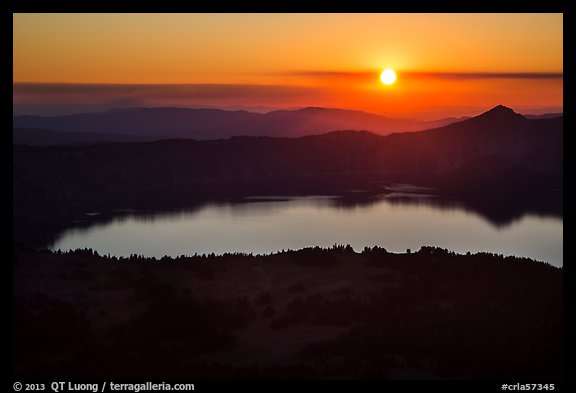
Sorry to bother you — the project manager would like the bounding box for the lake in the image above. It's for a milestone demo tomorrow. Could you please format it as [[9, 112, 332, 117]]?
[[48, 191, 563, 267]]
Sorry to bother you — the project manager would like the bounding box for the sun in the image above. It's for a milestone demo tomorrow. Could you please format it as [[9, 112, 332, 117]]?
[[380, 68, 396, 85]]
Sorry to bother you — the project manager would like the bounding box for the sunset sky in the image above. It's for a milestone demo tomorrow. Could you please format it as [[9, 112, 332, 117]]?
[[13, 13, 563, 119]]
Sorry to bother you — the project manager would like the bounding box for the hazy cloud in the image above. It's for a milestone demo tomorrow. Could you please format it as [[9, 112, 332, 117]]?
[[13, 83, 317, 102], [285, 70, 563, 80], [402, 72, 563, 80]]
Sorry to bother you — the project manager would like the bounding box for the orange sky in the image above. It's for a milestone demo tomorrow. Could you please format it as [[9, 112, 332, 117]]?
[[13, 13, 563, 118]]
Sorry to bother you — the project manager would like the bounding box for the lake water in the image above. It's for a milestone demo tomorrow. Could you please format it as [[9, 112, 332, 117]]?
[[48, 192, 563, 267]]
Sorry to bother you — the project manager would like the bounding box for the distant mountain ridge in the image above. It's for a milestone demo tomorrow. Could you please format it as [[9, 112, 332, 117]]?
[[13, 106, 469, 145], [523, 113, 563, 120]]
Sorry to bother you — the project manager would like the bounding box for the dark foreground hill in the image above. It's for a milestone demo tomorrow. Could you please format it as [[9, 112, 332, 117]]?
[[13, 244, 562, 379], [13, 106, 562, 225]]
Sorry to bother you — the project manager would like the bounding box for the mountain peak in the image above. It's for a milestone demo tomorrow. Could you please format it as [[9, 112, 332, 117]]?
[[489, 104, 515, 113], [476, 105, 525, 121]]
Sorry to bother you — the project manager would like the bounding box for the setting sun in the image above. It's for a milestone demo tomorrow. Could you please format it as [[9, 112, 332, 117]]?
[[380, 68, 397, 85]]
